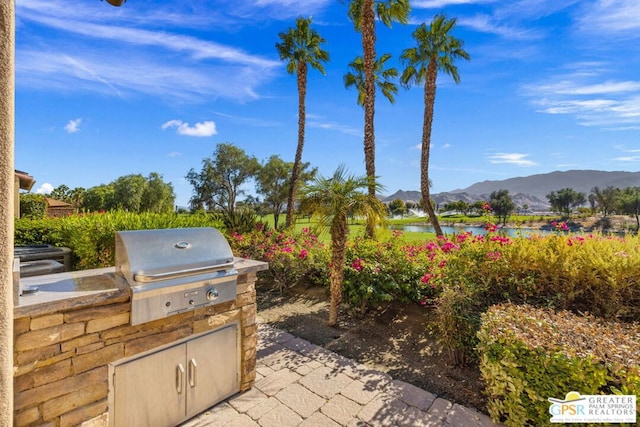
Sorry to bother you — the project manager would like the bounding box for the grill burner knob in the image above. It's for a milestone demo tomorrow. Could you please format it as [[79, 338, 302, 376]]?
[[206, 288, 219, 301]]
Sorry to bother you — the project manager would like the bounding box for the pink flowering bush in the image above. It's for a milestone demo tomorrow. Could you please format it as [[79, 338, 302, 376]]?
[[228, 226, 329, 291], [434, 228, 640, 364], [229, 223, 640, 365]]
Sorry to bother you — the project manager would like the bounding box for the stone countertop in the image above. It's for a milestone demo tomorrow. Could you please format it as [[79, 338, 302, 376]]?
[[14, 258, 268, 319]]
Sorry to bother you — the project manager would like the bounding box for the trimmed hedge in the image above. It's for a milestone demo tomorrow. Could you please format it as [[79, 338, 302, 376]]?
[[15, 211, 225, 270], [477, 303, 640, 426]]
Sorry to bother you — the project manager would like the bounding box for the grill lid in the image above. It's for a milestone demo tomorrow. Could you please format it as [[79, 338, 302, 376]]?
[[115, 227, 235, 286]]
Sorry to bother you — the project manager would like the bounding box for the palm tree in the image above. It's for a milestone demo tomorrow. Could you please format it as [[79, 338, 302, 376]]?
[[299, 165, 387, 326], [347, 0, 410, 236], [400, 14, 469, 236], [276, 17, 330, 229], [344, 53, 399, 106]]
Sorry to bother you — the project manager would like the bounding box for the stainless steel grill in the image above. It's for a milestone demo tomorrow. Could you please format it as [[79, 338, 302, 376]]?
[[115, 227, 237, 325]]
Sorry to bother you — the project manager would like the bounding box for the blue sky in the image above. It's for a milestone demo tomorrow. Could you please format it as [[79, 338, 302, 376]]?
[[15, 0, 640, 208]]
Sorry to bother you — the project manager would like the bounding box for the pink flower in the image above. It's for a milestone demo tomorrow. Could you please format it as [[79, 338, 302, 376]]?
[[484, 223, 498, 233], [299, 249, 308, 259], [457, 232, 472, 243], [487, 251, 502, 261], [440, 241, 460, 253], [351, 258, 365, 272], [420, 273, 435, 284]]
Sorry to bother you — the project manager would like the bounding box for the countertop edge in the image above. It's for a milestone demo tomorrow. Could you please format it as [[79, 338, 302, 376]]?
[[15, 259, 269, 319]]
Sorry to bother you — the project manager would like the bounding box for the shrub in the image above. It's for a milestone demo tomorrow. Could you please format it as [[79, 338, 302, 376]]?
[[19, 193, 47, 219], [228, 226, 330, 291], [477, 303, 640, 426], [434, 230, 640, 364], [343, 233, 441, 314], [16, 211, 224, 270]]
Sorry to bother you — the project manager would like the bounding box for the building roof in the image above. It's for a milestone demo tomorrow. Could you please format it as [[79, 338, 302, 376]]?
[[15, 170, 35, 191], [44, 197, 73, 208]]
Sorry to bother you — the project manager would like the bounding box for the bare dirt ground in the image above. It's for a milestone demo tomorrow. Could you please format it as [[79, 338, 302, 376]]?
[[256, 284, 487, 413]]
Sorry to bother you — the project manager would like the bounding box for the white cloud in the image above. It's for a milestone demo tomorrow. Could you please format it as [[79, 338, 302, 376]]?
[[412, 0, 496, 7], [15, 1, 281, 102], [459, 14, 542, 40], [613, 156, 640, 162], [162, 120, 217, 137], [522, 69, 640, 128], [307, 120, 361, 137], [35, 183, 54, 194], [576, 0, 640, 36], [64, 118, 81, 133], [488, 153, 537, 166]]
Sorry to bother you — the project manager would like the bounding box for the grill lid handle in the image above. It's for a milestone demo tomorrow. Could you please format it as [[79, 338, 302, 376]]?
[[133, 261, 235, 283]]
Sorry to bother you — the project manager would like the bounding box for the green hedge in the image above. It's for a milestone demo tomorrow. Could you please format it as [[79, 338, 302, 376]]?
[[15, 211, 225, 270], [477, 303, 640, 426]]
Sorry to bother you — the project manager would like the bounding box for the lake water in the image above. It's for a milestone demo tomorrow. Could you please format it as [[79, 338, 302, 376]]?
[[395, 224, 552, 237]]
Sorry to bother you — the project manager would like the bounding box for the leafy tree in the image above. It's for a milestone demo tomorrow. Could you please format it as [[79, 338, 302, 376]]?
[[591, 186, 619, 217], [83, 184, 115, 212], [546, 188, 586, 218], [489, 189, 515, 225], [344, 54, 399, 106], [443, 200, 470, 215], [400, 14, 470, 236], [388, 198, 405, 217], [255, 155, 316, 229], [49, 184, 71, 202], [618, 187, 640, 232], [140, 172, 175, 213], [112, 174, 148, 212], [347, 0, 410, 234], [276, 17, 329, 229], [19, 193, 47, 219], [68, 187, 86, 212], [588, 193, 597, 214], [299, 165, 387, 326], [186, 143, 260, 215]]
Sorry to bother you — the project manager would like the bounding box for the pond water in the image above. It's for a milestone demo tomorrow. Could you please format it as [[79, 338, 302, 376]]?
[[395, 224, 553, 238]]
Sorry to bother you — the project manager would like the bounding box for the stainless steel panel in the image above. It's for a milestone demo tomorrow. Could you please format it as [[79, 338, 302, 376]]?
[[129, 275, 237, 326], [186, 323, 240, 418], [115, 228, 234, 286], [112, 343, 186, 427]]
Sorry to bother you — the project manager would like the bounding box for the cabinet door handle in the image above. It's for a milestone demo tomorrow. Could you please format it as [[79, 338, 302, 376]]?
[[176, 363, 185, 394], [188, 358, 197, 388]]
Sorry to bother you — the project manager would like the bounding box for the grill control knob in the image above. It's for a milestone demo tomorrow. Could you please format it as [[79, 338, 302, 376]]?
[[206, 288, 219, 301]]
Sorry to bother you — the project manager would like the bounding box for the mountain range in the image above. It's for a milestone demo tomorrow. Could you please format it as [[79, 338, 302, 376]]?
[[382, 170, 640, 211]]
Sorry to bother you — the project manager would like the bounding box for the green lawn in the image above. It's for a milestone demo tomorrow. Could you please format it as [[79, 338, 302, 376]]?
[[260, 214, 437, 243]]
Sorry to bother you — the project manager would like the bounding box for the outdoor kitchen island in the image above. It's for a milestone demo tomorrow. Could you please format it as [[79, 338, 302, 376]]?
[[13, 256, 267, 427]]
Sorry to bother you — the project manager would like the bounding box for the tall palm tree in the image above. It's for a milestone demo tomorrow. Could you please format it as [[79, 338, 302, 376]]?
[[299, 165, 387, 326], [347, 0, 410, 236], [344, 53, 399, 106], [400, 14, 469, 236], [276, 17, 330, 229]]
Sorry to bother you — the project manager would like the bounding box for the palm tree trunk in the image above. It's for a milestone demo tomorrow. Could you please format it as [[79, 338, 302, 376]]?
[[422, 60, 443, 236], [362, 0, 376, 238], [328, 216, 348, 326], [286, 61, 308, 229]]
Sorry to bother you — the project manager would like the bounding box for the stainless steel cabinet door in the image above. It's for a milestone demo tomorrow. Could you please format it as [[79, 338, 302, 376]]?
[[186, 323, 240, 418], [112, 343, 186, 427]]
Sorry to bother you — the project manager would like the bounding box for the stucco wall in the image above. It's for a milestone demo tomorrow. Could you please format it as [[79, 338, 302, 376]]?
[[0, 2, 15, 426]]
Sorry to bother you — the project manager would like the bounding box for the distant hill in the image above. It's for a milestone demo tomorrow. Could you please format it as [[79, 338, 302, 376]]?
[[382, 170, 640, 211]]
